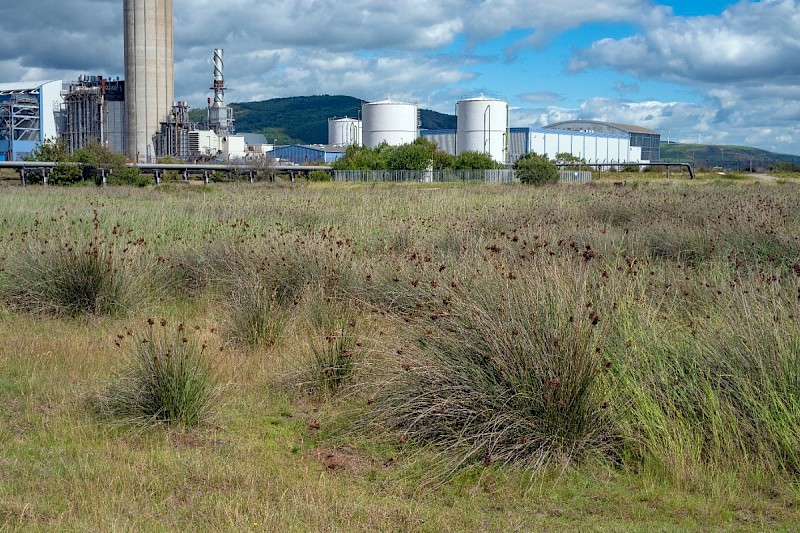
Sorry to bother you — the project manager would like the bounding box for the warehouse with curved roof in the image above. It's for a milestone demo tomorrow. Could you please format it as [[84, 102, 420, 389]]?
[[544, 120, 661, 162]]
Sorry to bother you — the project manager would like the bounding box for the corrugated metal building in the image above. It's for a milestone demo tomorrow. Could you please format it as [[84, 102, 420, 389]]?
[[62, 76, 126, 155], [421, 126, 644, 165], [270, 145, 346, 165], [0, 80, 63, 161], [516, 127, 641, 164], [419, 129, 457, 156], [544, 121, 660, 162]]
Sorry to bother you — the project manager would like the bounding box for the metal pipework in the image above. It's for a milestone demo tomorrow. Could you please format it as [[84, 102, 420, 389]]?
[[212, 48, 225, 104]]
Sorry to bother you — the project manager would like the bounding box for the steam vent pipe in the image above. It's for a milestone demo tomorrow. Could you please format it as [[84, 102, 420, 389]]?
[[124, 0, 174, 162]]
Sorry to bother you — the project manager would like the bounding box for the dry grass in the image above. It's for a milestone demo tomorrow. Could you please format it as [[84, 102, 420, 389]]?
[[1, 180, 799, 530]]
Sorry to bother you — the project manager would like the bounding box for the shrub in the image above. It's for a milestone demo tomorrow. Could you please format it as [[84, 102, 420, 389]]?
[[1, 221, 157, 316], [106, 166, 151, 187], [48, 163, 85, 185], [452, 151, 499, 170], [303, 301, 363, 398], [514, 152, 559, 185], [224, 279, 289, 348], [367, 272, 617, 475], [94, 320, 219, 427], [308, 169, 332, 182]]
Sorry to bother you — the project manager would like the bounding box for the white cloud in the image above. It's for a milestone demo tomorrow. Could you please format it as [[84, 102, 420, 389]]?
[[517, 92, 564, 105], [561, 1, 800, 153], [462, 0, 648, 48], [570, 0, 800, 84]]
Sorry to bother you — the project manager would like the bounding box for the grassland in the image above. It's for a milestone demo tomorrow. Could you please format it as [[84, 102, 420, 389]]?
[[1, 176, 799, 531]]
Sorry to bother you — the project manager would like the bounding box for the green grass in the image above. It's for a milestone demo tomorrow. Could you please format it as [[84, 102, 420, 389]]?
[[1, 180, 799, 530]]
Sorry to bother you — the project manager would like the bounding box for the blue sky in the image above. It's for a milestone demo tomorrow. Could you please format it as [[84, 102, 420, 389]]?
[[1, 0, 798, 153]]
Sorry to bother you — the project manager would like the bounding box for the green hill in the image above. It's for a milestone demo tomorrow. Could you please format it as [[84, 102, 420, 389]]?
[[661, 142, 799, 170], [189, 95, 457, 145]]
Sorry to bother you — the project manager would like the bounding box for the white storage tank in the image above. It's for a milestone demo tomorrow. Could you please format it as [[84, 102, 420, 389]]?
[[362, 99, 419, 148], [328, 117, 363, 146], [456, 96, 509, 164]]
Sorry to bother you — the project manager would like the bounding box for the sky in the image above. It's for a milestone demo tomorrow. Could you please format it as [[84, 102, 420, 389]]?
[[1, 0, 798, 154]]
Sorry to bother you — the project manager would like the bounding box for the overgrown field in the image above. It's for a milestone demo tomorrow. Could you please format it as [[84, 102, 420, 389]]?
[[1, 179, 799, 531]]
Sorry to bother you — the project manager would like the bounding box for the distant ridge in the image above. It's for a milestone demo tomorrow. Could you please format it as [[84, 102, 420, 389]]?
[[661, 142, 799, 169], [189, 95, 457, 145]]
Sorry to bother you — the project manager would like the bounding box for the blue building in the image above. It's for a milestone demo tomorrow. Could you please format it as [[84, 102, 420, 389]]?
[[270, 144, 346, 165], [0, 80, 63, 161]]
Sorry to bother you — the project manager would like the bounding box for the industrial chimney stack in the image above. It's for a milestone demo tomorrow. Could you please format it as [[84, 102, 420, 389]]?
[[208, 48, 234, 135], [123, 0, 174, 162]]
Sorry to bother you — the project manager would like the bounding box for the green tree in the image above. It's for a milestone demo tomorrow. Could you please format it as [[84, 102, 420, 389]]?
[[386, 140, 433, 170], [28, 138, 83, 185], [331, 144, 387, 170], [28, 138, 71, 162], [555, 152, 586, 170], [73, 140, 147, 186], [452, 151, 499, 170], [332, 138, 454, 171], [514, 152, 559, 185]]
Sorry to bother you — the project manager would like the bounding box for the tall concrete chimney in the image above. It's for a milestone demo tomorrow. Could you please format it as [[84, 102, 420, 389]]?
[[123, 0, 174, 162]]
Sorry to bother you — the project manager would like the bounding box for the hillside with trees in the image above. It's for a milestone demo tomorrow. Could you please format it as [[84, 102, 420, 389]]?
[[189, 95, 456, 145], [661, 142, 799, 170]]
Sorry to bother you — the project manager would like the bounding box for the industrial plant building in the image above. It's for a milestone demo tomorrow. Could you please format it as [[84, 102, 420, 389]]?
[[544, 120, 661, 162], [271, 145, 346, 165], [422, 125, 644, 165], [62, 76, 126, 155], [509, 127, 641, 164], [0, 80, 63, 161], [419, 98, 653, 166]]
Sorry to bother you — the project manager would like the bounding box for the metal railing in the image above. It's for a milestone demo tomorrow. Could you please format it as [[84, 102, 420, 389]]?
[[333, 169, 518, 183], [558, 170, 593, 184]]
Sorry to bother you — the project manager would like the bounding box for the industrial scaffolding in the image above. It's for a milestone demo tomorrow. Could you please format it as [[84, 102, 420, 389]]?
[[62, 76, 126, 155], [0, 95, 41, 159], [153, 102, 195, 160]]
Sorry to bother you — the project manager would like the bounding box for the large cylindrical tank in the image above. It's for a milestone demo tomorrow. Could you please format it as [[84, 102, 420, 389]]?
[[328, 118, 363, 146], [456, 96, 509, 164], [124, 0, 174, 162], [362, 99, 418, 148]]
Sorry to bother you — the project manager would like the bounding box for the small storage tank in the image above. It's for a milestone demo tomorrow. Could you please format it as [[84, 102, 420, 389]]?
[[456, 96, 509, 164], [362, 99, 419, 148], [328, 117, 362, 146]]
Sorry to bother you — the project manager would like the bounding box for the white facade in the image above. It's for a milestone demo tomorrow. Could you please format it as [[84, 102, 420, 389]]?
[[124, 0, 174, 162], [362, 99, 418, 148], [527, 128, 639, 164], [328, 118, 362, 146], [188, 129, 247, 161], [221, 135, 247, 160], [456, 96, 508, 164]]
